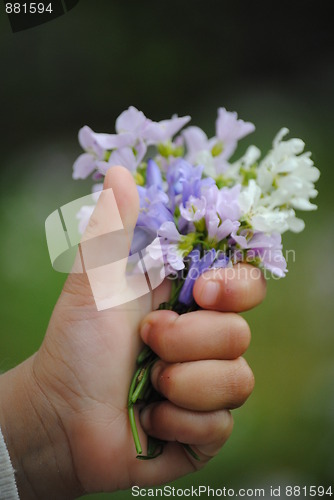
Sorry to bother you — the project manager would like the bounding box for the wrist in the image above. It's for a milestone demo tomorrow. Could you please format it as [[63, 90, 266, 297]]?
[[0, 356, 83, 499]]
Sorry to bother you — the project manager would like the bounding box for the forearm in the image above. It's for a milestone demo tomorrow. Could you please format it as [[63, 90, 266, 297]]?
[[0, 356, 83, 500]]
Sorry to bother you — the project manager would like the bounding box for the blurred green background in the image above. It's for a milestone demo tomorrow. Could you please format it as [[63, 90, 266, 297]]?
[[0, 1, 333, 498]]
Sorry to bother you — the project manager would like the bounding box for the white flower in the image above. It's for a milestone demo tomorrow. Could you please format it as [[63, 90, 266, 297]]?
[[238, 180, 262, 214], [238, 180, 305, 233], [147, 221, 185, 275], [257, 128, 320, 211]]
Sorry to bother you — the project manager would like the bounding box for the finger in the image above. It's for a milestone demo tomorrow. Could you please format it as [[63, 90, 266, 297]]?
[[80, 165, 139, 257], [193, 263, 267, 312], [140, 309, 250, 362], [103, 165, 140, 233], [63, 167, 140, 308], [151, 357, 254, 411], [140, 401, 233, 458]]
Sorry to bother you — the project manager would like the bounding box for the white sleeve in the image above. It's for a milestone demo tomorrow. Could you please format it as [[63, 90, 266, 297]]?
[[0, 426, 19, 500]]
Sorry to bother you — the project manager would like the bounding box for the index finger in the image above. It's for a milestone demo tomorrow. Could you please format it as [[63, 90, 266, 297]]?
[[193, 263, 267, 312]]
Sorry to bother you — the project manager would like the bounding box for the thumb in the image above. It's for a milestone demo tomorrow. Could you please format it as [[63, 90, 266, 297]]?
[[103, 165, 139, 232], [64, 166, 140, 310], [82, 165, 139, 246]]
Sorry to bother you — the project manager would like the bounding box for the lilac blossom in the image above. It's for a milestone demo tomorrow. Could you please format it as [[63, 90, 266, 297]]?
[[166, 159, 214, 210], [73, 106, 318, 284], [143, 115, 191, 144], [206, 211, 240, 242], [146, 159, 163, 189], [245, 232, 287, 276], [216, 185, 242, 222], [180, 195, 206, 223], [73, 126, 106, 179], [232, 231, 287, 277], [137, 185, 173, 234], [183, 108, 255, 175], [215, 107, 255, 158], [115, 106, 148, 136]]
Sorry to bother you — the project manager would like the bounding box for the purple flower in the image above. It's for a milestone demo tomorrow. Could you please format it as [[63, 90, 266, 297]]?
[[200, 184, 242, 242], [180, 195, 206, 223], [115, 106, 148, 136], [146, 159, 163, 189], [216, 185, 242, 222], [246, 232, 287, 277], [73, 126, 106, 179], [166, 159, 214, 210], [115, 107, 190, 148], [72, 123, 142, 179], [146, 221, 186, 275], [215, 107, 255, 159], [182, 126, 211, 161], [212, 251, 229, 269], [182, 108, 255, 174], [232, 231, 287, 277], [73, 153, 98, 180], [97, 147, 139, 174], [143, 115, 191, 144], [206, 211, 240, 241], [137, 185, 173, 233]]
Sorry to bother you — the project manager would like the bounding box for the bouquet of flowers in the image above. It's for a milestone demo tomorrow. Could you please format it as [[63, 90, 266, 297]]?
[[73, 106, 319, 458]]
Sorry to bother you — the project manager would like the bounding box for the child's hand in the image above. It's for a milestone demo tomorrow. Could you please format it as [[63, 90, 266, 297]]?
[[0, 167, 266, 499]]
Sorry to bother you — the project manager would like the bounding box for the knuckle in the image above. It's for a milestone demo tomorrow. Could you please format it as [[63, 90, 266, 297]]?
[[156, 364, 177, 400], [236, 357, 255, 400], [149, 327, 166, 357], [224, 314, 251, 356], [208, 410, 234, 440], [225, 357, 255, 408], [234, 315, 251, 350], [146, 311, 178, 360]]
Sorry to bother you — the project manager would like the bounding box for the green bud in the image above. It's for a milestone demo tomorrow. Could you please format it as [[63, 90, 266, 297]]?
[[174, 205, 181, 219], [178, 233, 197, 255], [157, 141, 174, 158], [217, 238, 228, 252], [194, 218, 206, 233], [133, 172, 145, 186], [239, 218, 252, 230], [216, 175, 234, 188], [173, 145, 185, 157], [104, 150, 111, 161], [211, 141, 224, 157], [245, 255, 262, 267], [240, 163, 258, 186]]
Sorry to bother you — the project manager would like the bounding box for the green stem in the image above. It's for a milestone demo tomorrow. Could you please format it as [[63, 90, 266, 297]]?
[[128, 367, 143, 454], [182, 443, 200, 461], [131, 361, 155, 404], [128, 405, 142, 455], [136, 345, 153, 364], [128, 367, 141, 406]]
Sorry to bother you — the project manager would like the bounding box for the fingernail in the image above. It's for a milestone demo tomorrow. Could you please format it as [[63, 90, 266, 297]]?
[[140, 322, 151, 343], [202, 280, 219, 306]]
